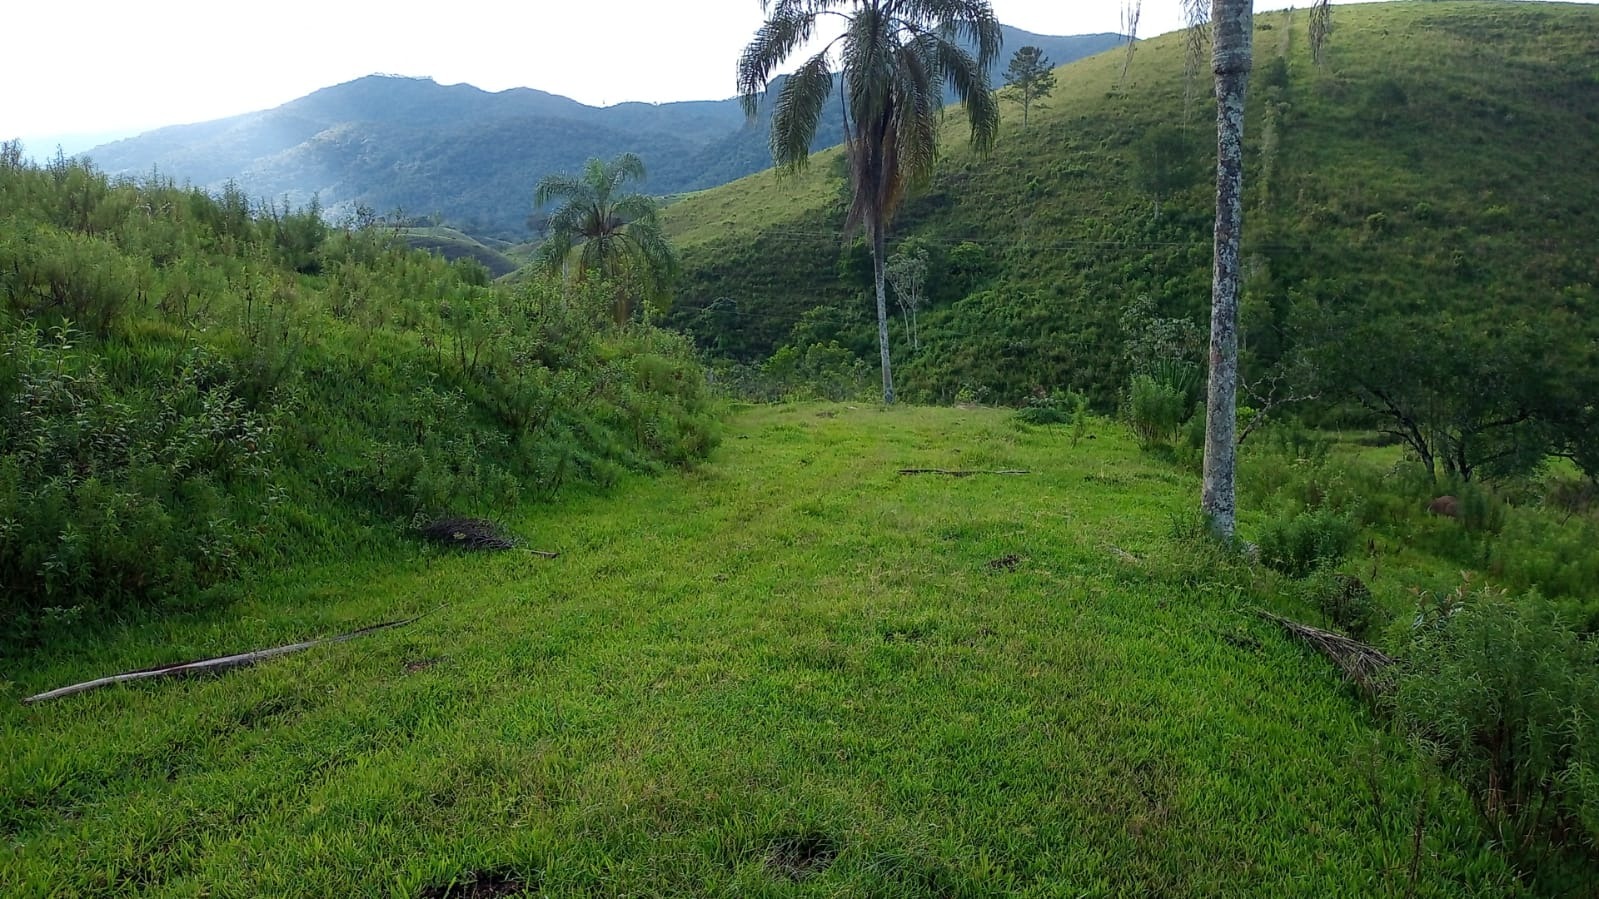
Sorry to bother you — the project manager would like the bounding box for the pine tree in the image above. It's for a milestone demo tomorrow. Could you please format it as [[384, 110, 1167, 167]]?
[[1003, 46, 1056, 131]]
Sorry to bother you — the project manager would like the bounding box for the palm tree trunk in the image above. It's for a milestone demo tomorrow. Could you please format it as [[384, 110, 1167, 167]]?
[[871, 219, 896, 405], [1201, 0, 1252, 539]]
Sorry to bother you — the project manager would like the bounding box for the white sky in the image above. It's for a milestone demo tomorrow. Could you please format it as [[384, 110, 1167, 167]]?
[[1, 0, 1587, 151]]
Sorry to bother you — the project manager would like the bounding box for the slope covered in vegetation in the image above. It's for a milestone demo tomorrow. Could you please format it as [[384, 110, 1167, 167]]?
[[665, 1, 1599, 411], [0, 149, 716, 649]]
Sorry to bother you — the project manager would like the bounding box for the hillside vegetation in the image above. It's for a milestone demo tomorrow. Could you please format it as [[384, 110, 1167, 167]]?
[[665, 1, 1599, 411], [0, 148, 716, 649]]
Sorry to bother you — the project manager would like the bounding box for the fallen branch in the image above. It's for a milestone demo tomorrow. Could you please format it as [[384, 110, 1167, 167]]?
[[521, 549, 560, 559], [898, 468, 1030, 477], [419, 517, 517, 552], [1258, 610, 1396, 698], [1106, 545, 1143, 565], [21, 616, 420, 705]]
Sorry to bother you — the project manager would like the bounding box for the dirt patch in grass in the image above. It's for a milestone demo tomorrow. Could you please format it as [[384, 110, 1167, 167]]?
[[403, 658, 443, 673], [764, 831, 839, 881], [987, 553, 1023, 571], [417, 869, 528, 898]]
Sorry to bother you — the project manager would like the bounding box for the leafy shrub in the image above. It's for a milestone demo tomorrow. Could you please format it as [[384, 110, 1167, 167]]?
[[0, 156, 720, 649], [1017, 388, 1081, 424], [1395, 581, 1599, 873], [1127, 374, 1188, 447], [1301, 570, 1383, 637], [0, 326, 273, 642], [1256, 507, 1357, 577], [1487, 509, 1599, 609]]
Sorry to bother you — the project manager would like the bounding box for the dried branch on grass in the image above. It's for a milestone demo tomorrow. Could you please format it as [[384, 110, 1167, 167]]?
[[21, 617, 420, 704], [419, 517, 518, 551], [1258, 610, 1397, 698]]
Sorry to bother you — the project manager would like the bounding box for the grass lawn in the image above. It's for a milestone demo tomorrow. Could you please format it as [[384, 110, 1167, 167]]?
[[1, 404, 1514, 896]]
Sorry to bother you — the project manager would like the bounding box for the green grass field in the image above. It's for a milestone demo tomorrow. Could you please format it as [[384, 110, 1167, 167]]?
[[1, 405, 1518, 897]]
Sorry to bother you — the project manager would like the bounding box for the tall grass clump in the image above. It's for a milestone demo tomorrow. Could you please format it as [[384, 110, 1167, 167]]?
[[1395, 579, 1599, 883]]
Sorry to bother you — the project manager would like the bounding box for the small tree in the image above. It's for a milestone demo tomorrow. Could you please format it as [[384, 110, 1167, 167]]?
[[1003, 46, 1057, 131], [532, 153, 678, 325], [885, 245, 928, 350]]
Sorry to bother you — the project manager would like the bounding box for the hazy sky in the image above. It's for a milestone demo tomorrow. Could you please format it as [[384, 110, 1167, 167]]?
[[1, 0, 1585, 151]]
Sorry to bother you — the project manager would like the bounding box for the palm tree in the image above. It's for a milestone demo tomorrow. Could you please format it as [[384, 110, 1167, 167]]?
[[1125, 0, 1329, 538], [738, 0, 1002, 404], [533, 153, 678, 325]]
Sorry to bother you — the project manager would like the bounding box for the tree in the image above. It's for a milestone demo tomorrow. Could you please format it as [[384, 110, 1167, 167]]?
[[885, 244, 928, 350], [738, 0, 1002, 404], [1314, 312, 1583, 484], [1003, 46, 1056, 131], [532, 153, 678, 325], [1124, 0, 1330, 538]]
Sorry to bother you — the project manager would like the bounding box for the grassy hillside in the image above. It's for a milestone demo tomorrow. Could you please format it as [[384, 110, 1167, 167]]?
[[398, 226, 520, 277], [1, 404, 1548, 896], [664, 1, 1599, 406], [0, 152, 716, 649]]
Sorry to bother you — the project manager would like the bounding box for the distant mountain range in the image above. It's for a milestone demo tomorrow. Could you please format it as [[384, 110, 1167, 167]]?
[[80, 27, 1123, 240]]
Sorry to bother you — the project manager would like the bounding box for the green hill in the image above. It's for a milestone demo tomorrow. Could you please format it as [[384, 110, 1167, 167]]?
[[664, 1, 1599, 408], [398, 226, 521, 278]]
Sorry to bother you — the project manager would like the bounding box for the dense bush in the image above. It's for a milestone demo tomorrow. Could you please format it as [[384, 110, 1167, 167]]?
[[1127, 374, 1189, 447], [1016, 388, 1085, 425], [1395, 581, 1599, 876], [0, 326, 275, 642], [1256, 506, 1358, 578], [1300, 570, 1382, 638]]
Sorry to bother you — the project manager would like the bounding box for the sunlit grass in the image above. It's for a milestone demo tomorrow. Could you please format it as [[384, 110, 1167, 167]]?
[[0, 404, 1517, 896]]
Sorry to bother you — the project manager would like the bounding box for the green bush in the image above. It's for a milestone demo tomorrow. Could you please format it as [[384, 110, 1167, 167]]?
[[1017, 388, 1084, 425], [1395, 581, 1599, 876], [1300, 569, 1383, 638], [1488, 509, 1599, 608], [1127, 374, 1188, 447], [1256, 507, 1358, 577], [0, 327, 272, 642]]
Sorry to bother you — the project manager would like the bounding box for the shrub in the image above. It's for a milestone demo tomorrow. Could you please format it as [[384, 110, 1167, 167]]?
[[1301, 570, 1382, 638], [1127, 374, 1188, 447], [1256, 507, 1357, 577], [1395, 581, 1599, 873], [1017, 388, 1080, 425]]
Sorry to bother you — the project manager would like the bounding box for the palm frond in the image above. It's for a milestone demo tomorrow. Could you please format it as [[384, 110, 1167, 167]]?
[[738, 5, 821, 116], [898, 0, 1003, 67], [532, 172, 591, 210], [929, 36, 997, 152], [610, 192, 662, 226], [608, 152, 647, 191], [534, 230, 575, 275], [770, 51, 836, 170]]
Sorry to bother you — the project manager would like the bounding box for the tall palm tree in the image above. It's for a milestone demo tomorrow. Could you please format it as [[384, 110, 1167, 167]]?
[[1125, 0, 1329, 538], [738, 0, 1002, 404], [533, 153, 678, 325]]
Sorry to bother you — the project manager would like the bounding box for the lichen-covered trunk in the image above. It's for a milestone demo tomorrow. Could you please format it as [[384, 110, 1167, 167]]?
[[1202, 0, 1251, 539], [870, 218, 896, 405]]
